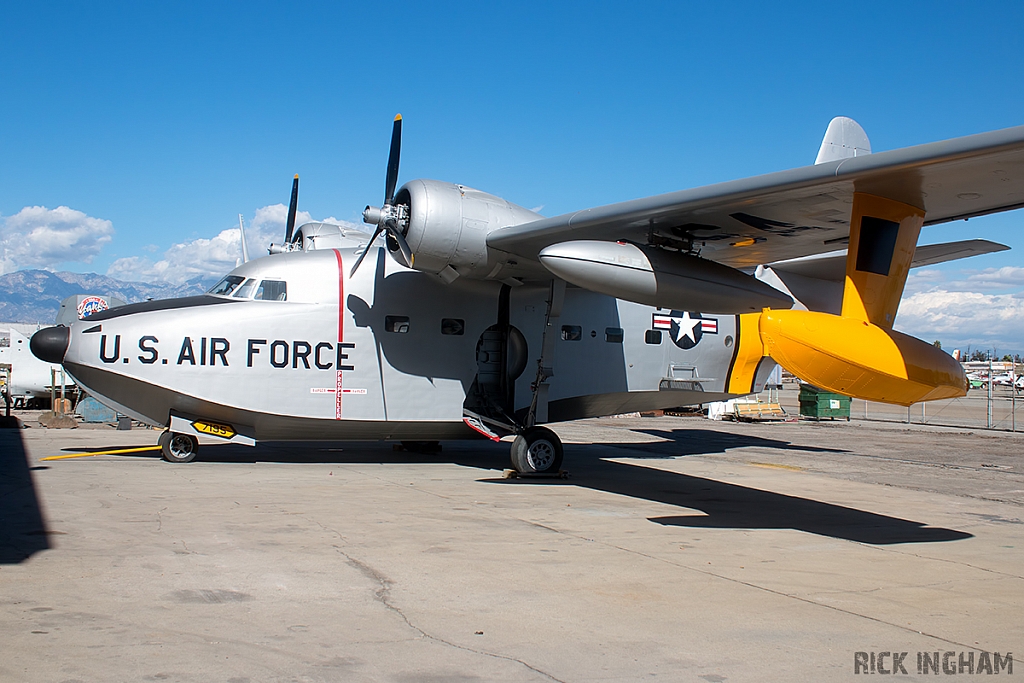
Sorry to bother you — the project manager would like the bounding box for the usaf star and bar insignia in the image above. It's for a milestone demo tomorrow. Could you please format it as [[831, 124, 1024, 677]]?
[[652, 311, 718, 350]]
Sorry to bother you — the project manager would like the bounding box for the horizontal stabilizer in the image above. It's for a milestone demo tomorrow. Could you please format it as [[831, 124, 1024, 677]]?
[[766, 239, 1010, 282]]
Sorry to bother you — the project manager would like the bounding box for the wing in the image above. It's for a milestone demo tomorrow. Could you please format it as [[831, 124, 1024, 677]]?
[[487, 125, 1024, 268]]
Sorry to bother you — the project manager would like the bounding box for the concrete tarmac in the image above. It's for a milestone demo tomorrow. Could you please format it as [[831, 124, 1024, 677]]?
[[1, 416, 1022, 682]]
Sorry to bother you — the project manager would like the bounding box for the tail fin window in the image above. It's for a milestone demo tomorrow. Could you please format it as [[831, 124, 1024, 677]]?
[[855, 216, 900, 276]]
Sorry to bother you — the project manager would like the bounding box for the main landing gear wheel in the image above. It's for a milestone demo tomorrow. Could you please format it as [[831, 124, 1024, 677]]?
[[510, 427, 563, 474], [159, 431, 199, 463]]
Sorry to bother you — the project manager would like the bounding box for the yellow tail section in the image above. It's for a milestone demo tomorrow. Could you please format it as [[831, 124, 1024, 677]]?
[[726, 193, 967, 406], [841, 193, 924, 329], [725, 313, 766, 395]]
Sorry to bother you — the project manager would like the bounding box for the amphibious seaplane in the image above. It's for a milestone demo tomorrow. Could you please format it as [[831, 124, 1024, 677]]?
[[31, 116, 1024, 472]]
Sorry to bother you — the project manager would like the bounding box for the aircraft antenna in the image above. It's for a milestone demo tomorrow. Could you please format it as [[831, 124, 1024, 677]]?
[[238, 214, 250, 263]]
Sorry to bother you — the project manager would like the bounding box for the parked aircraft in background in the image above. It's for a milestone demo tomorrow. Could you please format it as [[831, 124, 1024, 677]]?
[[31, 116, 1024, 471], [1, 329, 63, 407], [3, 295, 124, 407]]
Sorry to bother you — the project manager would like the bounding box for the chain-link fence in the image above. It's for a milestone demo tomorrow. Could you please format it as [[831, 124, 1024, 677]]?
[[777, 384, 1023, 431]]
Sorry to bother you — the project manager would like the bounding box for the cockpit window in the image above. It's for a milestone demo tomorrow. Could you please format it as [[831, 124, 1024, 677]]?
[[255, 280, 287, 301], [232, 278, 257, 298], [208, 275, 245, 296]]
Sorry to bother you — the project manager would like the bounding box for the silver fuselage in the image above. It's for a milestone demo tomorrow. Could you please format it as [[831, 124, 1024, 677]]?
[[61, 246, 772, 442]]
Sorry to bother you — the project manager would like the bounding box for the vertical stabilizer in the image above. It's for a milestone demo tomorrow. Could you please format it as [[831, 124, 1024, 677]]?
[[815, 116, 871, 164]]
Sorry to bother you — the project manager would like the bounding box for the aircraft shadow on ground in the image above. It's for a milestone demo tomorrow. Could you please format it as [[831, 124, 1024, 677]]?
[[560, 457, 970, 546], [94, 426, 970, 547], [496, 430, 970, 546], [0, 431, 50, 564]]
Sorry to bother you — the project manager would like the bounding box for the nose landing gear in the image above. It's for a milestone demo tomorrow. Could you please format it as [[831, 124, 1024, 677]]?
[[159, 431, 199, 463]]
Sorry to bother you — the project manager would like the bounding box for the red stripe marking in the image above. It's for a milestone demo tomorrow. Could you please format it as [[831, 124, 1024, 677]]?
[[334, 250, 345, 343], [334, 250, 345, 419]]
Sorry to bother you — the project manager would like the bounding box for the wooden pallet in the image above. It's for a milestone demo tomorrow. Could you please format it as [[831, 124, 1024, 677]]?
[[733, 401, 788, 422]]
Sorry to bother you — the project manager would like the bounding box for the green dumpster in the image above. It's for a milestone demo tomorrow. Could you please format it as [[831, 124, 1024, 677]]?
[[798, 384, 851, 420]]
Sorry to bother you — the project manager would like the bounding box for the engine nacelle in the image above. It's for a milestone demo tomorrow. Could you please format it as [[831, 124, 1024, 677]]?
[[389, 179, 542, 280]]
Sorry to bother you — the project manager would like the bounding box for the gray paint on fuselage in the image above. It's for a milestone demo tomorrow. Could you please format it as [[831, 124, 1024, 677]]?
[[508, 285, 737, 413], [60, 243, 764, 440], [67, 361, 477, 441], [347, 250, 503, 421]]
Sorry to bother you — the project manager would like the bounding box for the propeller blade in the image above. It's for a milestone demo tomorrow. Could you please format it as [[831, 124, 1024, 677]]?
[[384, 218, 413, 268], [349, 225, 384, 277], [384, 114, 402, 205], [284, 174, 299, 243]]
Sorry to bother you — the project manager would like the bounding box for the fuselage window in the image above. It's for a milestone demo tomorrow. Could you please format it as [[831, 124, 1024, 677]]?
[[441, 318, 465, 335], [645, 330, 662, 345], [233, 278, 257, 298], [385, 316, 410, 333], [561, 325, 582, 341], [605, 327, 624, 343], [208, 275, 244, 296], [255, 280, 287, 301]]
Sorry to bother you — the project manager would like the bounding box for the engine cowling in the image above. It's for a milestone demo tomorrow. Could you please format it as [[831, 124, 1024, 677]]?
[[387, 179, 542, 280]]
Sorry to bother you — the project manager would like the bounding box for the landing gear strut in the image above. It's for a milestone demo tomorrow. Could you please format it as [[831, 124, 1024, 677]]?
[[510, 426, 563, 474], [159, 431, 199, 463]]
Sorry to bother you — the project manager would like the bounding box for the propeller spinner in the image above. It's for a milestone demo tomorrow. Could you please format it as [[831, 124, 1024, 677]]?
[[351, 114, 414, 276]]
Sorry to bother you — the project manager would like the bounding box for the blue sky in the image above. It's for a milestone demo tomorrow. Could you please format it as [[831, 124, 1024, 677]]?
[[1, 1, 1022, 351]]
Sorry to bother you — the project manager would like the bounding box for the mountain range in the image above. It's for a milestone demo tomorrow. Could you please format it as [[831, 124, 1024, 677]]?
[[0, 270, 216, 324]]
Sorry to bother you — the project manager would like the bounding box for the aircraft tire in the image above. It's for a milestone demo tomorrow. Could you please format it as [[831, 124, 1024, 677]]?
[[159, 431, 199, 464], [510, 427, 563, 474]]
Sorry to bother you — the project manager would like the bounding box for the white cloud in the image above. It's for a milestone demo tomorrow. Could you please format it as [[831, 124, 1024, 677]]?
[[905, 264, 1024, 296], [897, 289, 1024, 352], [104, 256, 154, 282], [106, 205, 364, 285], [903, 268, 946, 294], [249, 204, 315, 251], [0, 206, 114, 274], [965, 266, 1024, 288]]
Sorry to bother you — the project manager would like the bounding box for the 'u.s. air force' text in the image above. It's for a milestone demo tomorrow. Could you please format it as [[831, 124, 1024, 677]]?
[[96, 334, 354, 371]]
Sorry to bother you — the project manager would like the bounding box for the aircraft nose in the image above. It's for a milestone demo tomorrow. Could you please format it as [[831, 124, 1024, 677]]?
[[30, 326, 70, 364]]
